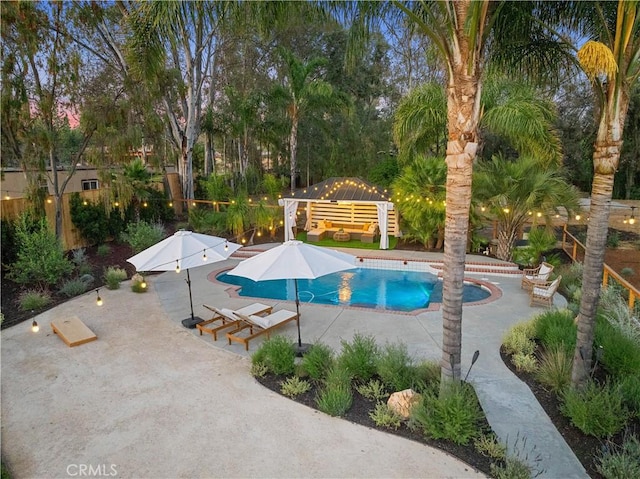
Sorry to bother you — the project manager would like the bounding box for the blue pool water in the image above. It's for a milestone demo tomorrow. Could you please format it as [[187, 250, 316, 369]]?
[[217, 268, 491, 312]]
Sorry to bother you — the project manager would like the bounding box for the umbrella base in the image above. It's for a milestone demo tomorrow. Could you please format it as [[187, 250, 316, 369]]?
[[294, 343, 312, 357], [181, 316, 204, 329]]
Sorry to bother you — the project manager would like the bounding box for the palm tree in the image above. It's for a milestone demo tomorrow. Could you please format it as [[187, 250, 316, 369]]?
[[473, 156, 580, 262], [272, 47, 344, 192], [566, 1, 640, 386], [354, 1, 570, 381]]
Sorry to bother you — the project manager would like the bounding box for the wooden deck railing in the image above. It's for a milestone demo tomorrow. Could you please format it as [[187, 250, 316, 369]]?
[[562, 224, 638, 310]]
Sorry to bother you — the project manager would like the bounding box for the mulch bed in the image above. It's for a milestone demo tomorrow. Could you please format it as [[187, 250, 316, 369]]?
[[256, 373, 495, 477]]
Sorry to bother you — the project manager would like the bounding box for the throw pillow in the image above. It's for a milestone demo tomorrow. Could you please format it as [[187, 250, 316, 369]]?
[[325, 221, 333, 228], [368, 224, 377, 233], [362, 223, 370, 231], [317, 220, 326, 229]]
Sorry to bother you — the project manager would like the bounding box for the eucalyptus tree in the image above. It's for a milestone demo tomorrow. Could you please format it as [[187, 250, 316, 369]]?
[[348, 0, 572, 381], [473, 156, 580, 262], [0, 1, 99, 238], [557, 1, 640, 386]]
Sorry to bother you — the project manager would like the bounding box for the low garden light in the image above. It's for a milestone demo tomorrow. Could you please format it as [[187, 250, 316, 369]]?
[[96, 289, 103, 306]]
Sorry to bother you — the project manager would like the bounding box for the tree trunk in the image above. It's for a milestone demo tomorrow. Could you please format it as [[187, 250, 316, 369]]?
[[572, 84, 629, 386], [496, 227, 517, 262], [289, 113, 299, 193]]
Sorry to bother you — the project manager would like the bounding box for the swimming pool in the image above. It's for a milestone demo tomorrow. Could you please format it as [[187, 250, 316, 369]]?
[[216, 268, 491, 312]]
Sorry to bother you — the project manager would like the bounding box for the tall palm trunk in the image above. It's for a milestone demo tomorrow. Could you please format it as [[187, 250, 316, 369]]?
[[441, 64, 480, 382], [289, 108, 299, 192], [572, 94, 628, 385]]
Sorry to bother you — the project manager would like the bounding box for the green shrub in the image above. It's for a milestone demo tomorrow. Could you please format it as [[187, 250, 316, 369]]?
[[316, 383, 353, 417], [621, 267, 635, 277], [595, 316, 640, 377], [120, 220, 166, 254], [104, 267, 128, 290], [369, 402, 402, 429], [560, 381, 630, 438], [250, 361, 268, 378], [338, 333, 379, 382], [253, 335, 295, 376], [300, 342, 334, 381], [512, 353, 538, 373], [324, 364, 352, 389], [599, 287, 640, 344], [97, 244, 112, 257], [474, 434, 507, 460], [411, 360, 441, 393], [280, 377, 311, 398], [7, 213, 73, 287], [188, 208, 226, 235], [376, 342, 415, 392], [59, 278, 89, 298], [409, 381, 483, 445], [606, 230, 620, 248], [535, 346, 572, 394], [490, 457, 534, 479], [356, 379, 389, 402], [18, 289, 52, 311], [502, 321, 537, 356], [617, 374, 640, 415], [596, 434, 640, 479], [534, 309, 576, 353], [130, 273, 148, 293], [69, 193, 116, 245]]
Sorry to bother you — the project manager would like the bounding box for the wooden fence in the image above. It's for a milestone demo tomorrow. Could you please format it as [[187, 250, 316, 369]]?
[[562, 224, 638, 309]]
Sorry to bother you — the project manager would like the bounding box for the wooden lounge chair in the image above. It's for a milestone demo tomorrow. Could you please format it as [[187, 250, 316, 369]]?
[[226, 309, 299, 351], [529, 275, 562, 307], [197, 303, 272, 340], [521, 262, 554, 290]]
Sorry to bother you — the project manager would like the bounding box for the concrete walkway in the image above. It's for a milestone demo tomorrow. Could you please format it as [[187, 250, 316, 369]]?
[[1, 246, 587, 478]]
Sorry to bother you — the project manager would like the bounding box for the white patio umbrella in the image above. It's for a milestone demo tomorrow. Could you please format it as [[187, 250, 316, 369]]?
[[226, 240, 357, 352], [127, 230, 241, 327]]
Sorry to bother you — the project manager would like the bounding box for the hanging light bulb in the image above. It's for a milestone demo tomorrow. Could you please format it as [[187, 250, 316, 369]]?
[[536, 212, 542, 218], [629, 206, 636, 225], [624, 216, 628, 224], [96, 289, 103, 306], [175, 260, 180, 273], [31, 320, 39, 333], [140, 278, 147, 289], [224, 241, 229, 251], [202, 249, 208, 262], [575, 214, 581, 221]]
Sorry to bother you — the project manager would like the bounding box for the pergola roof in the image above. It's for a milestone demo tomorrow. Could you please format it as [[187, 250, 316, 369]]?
[[287, 177, 391, 202]]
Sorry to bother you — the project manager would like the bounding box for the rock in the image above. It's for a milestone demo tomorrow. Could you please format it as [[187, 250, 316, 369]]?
[[80, 274, 94, 285], [387, 389, 422, 419]]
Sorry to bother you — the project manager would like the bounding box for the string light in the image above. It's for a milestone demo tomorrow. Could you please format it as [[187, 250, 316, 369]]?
[[536, 212, 542, 218], [629, 206, 636, 225], [575, 214, 581, 221], [96, 289, 103, 306], [202, 249, 208, 262], [31, 320, 39, 333], [175, 260, 180, 274], [224, 241, 229, 251], [140, 278, 147, 289]]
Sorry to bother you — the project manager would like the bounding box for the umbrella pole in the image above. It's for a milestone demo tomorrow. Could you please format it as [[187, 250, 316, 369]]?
[[294, 279, 302, 347], [186, 269, 195, 321]]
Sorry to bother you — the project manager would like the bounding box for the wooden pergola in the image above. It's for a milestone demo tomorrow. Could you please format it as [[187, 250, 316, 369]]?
[[278, 177, 398, 249]]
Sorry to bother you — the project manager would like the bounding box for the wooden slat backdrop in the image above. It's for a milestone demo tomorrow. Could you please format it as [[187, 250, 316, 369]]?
[[306, 202, 398, 236]]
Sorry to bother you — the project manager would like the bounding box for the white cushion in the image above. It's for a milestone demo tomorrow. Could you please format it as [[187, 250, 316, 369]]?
[[249, 314, 271, 328], [367, 224, 377, 233]]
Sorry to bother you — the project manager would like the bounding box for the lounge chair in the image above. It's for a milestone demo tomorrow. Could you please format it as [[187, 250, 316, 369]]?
[[529, 275, 562, 308], [197, 303, 273, 340], [521, 262, 554, 290], [226, 309, 299, 351]]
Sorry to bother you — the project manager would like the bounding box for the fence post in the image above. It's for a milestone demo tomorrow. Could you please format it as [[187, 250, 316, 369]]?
[[603, 269, 609, 288]]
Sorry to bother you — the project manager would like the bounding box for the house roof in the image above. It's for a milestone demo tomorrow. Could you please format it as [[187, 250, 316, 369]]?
[[286, 177, 392, 202]]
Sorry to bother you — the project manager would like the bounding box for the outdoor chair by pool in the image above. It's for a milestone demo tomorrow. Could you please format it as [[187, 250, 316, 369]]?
[[197, 303, 272, 341], [226, 309, 299, 351], [529, 275, 562, 308], [521, 262, 554, 290]]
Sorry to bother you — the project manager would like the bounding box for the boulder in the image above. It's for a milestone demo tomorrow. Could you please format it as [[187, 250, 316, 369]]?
[[387, 388, 422, 419]]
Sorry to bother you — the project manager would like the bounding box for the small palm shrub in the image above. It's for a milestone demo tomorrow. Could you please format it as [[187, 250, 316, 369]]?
[[251, 335, 295, 376], [59, 278, 89, 298], [121, 220, 165, 254], [596, 434, 640, 479], [338, 333, 379, 382], [18, 289, 52, 311], [535, 346, 572, 393], [369, 402, 402, 429], [300, 342, 334, 380], [104, 267, 128, 290], [280, 377, 311, 398], [534, 309, 576, 353], [409, 381, 483, 445], [376, 342, 415, 392], [356, 379, 389, 402], [560, 381, 630, 438]]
